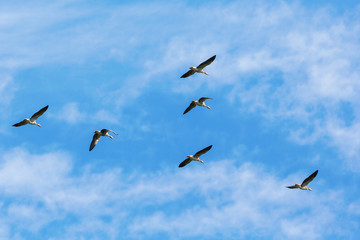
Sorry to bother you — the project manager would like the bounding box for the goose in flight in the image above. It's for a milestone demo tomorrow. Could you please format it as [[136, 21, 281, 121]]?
[[13, 105, 49, 127], [89, 129, 118, 151], [181, 55, 216, 78], [286, 170, 318, 191], [183, 97, 212, 114], [179, 145, 212, 168]]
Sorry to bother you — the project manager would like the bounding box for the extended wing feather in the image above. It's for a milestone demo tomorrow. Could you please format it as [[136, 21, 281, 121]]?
[[197, 55, 216, 70], [198, 97, 212, 104], [181, 69, 195, 78], [12, 119, 28, 127], [30, 105, 49, 121], [301, 170, 318, 187], [89, 134, 101, 151], [183, 102, 196, 114], [179, 158, 192, 168], [194, 145, 212, 158]]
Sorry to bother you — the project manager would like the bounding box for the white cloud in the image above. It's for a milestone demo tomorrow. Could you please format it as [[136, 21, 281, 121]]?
[[139, 1, 360, 167], [0, 148, 357, 239], [2, 1, 360, 162], [52, 102, 85, 124], [0, 74, 16, 134], [92, 109, 119, 124], [128, 162, 346, 240]]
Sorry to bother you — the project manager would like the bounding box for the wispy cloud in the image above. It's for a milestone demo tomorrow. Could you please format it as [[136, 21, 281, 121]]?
[[142, 1, 360, 167], [0, 148, 357, 239], [52, 102, 86, 124]]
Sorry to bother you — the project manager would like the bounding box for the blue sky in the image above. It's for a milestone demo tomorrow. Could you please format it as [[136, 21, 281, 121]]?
[[0, 0, 360, 239]]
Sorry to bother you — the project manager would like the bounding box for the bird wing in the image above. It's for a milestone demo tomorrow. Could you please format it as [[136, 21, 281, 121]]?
[[179, 158, 192, 168], [30, 105, 49, 121], [13, 119, 28, 127], [181, 69, 195, 78], [286, 185, 298, 189], [194, 145, 212, 158], [198, 97, 212, 104], [101, 129, 118, 135], [183, 102, 196, 114], [108, 129, 118, 135], [89, 134, 101, 151], [301, 170, 318, 187], [100, 129, 110, 135], [197, 55, 216, 70]]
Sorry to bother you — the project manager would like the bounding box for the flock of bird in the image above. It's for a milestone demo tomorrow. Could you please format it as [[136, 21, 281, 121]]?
[[11, 55, 318, 191]]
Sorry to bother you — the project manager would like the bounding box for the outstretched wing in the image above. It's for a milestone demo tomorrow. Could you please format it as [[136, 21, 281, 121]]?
[[194, 145, 212, 158], [89, 134, 101, 151], [100, 129, 110, 135], [179, 158, 192, 168], [30, 105, 49, 121], [108, 129, 118, 135], [181, 69, 195, 78], [197, 55, 216, 70], [198, 97, 212, 104], [301, 170, 318, 187], [13, 119, 28, 127], [183, 102, 196, 114], [101, 129, 118, 135]]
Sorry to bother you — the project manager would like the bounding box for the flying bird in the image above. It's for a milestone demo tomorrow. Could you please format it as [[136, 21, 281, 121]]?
[[89, 129, 118, 151], [179, 145, 212, 168], [13, 105, 49, 127], [183, 97, 212, 114], [286, 170, 318, 191], [181, 55, 216, 78]]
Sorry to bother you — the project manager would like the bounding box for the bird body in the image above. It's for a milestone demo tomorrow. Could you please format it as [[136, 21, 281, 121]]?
[[183, 97, 212, 114], [13, 105, 49, 127], [89, 129, 118, 151], [179, 145, 212, 167], [286, 170, 318, 191], [181, 55, 216, 78]]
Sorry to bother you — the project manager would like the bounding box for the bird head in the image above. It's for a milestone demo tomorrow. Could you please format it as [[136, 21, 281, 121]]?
[[94, 130, 100, 134], [189, 66, 196, 70], [191, 100, 196, 103], [295, 184, 300, 187], [186, 155, 191, 158]]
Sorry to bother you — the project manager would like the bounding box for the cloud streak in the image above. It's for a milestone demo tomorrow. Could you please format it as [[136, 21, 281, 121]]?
[[0, 148, 357, 239]]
